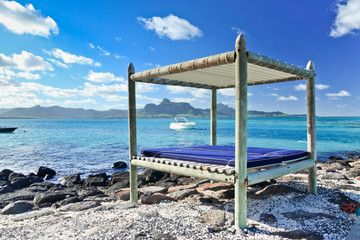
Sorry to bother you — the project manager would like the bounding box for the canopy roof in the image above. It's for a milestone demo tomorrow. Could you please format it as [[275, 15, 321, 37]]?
[[130, 50, 315, 89]]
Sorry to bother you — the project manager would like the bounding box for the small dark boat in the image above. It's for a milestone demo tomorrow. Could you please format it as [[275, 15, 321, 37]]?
[[0, 127, 17, 133]]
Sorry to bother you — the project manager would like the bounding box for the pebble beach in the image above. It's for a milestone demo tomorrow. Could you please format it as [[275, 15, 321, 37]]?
[[1, 155, 360, 240]]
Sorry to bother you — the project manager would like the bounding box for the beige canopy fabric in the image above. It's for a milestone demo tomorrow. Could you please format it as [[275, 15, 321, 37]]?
[[130, 50, 315, 89]]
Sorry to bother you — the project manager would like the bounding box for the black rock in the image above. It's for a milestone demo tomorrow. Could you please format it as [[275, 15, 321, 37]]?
[[0, 189, 37, 209], [35, 166, 56, 178], [140, 169, 167, 183], [34, 190, 78, 207], [0, 180, 10, 187], [84, 173, 108, 187], [58, 196, 83, 206], [64, 174, 81, 185], [108, 181, 130, 192], [112, 161, 127, 169], [110, 171, 129, 185], [0, 185, 13, 194], [271, 230, 323, 240], [77, 188, 105, 198], [8, 172, 25, 182], [0, 169, 13, 181], [1, 201, 34, 215], [10, 176, 43, 189]]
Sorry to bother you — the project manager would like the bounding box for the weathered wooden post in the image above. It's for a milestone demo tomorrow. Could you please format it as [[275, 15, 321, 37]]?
[[128, 63, 138, 202], [211, 88, 217, 145], [234, 34, 248, 229], [306, 60, 317, 194]]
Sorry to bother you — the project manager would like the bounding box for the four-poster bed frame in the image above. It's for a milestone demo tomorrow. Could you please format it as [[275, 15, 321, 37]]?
[[127, 34, 317, 230]]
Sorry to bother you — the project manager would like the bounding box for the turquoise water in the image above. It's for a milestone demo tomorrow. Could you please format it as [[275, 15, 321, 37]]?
[[0, 117, 359, 177]]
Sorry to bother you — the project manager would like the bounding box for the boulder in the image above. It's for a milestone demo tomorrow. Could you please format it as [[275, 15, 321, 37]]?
[[167, 189, 198, 201], [214, 189, 234, 200], [1, 201, 33, 215], [0, 169, 13, 181], [8, 172, 25, 182], [77, 188, 105, 198], [84, 172, 108, 187], [115, 189, 131, 201], [35, 166, 56, 178], [0, 188, 37, 209], [112, 161, 127, 169], [0, 185, 13, 194], [197, 182, 233, 192], [185, 194, 221, 204], [202, 209, 234, 228], [63, 174, 81, 185], [168, 184, 197, 193], [140, 193, 175, 204], [139, 169, 167, 183], [10, 176, 43, 189], [57, 196, 83, 206], [345, 168, 360, 179], [138, 186, 168, 196], [107, 181, 130, 192], [260, 213, 277, 224], [110, 171, 129, 185], [34, 190, 77, 207]]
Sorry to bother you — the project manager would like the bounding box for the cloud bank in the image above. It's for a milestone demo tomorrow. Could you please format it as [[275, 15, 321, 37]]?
[[330, 0, 360, 37]]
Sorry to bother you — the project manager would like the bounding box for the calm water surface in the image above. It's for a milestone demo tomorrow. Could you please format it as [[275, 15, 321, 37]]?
[[0, 117, 359, 177]]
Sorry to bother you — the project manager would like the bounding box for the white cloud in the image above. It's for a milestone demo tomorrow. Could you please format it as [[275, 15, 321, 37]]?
[[295, 83, 330, 91], [330, 0, 360, 37], [337, 104, 347, 108], [137, 14, 203, 40], [64, 98, 97, 106], [0, 0, 58, 37], [136, 94, 162, 104], [114, 54, 127, 59], [218, 88, 252, 97], [17, 72, 40, 80], [326, 90, 351, 97], [45, 48, 101, 66], [85, 70, 124, 83], [171, 97, 196, 103], [114, 37, 122, 42], [166, 85, 208, 98], [277, 95, 298, 101], [269, 93, 279, 97], [97, 46, 110, 56], [88, 43, 95, 49], [0, 51, 53, 71], [149, 46, 156, 51], [47, 58, 68, 69], [231, 27, 246, 35], [136, 83, 159, 93]]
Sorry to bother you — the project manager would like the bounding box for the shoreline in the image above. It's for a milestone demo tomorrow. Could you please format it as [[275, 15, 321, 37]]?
[[0, 156, 360, 239]]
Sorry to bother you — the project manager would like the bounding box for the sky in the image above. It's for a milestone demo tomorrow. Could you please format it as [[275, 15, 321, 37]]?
[[0, 0, 360, 116]]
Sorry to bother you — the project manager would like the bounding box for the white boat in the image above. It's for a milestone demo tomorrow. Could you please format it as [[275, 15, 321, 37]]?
[[169, 117, 196, 130]]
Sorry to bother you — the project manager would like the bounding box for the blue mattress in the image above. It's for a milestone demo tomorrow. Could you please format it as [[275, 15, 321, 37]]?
[[141, 145, 308, 169]]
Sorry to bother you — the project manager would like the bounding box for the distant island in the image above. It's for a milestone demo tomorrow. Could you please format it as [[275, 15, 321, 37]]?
[[0, 98, 305, 119]]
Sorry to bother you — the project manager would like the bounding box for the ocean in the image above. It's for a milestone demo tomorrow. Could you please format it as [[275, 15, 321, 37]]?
[[0, 117, 359, 178]]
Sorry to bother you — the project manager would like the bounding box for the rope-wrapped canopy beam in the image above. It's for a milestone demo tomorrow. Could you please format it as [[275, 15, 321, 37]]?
[[130, 50, 315, 89]]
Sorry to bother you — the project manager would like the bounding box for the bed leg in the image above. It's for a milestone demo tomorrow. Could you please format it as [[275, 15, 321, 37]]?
[[130, 163, 138, 202], [308, 165, 317, 194]]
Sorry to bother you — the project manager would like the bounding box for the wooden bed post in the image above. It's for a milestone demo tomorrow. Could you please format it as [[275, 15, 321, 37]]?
[[211, 88, 217, 145], [306, 60, 317, 194], [128, 63, 138, 202], [235, 34, 248, 230]]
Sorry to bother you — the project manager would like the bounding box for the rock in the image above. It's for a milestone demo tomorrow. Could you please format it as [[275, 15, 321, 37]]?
[[202, 209, 234, 228], [248, 185, 302, 200], [84, 172, 108, 187], [140, 193, 175, 204], [214, 189, 235, 199], [8, 172, 25, 182], [12, 209, 55, 222], [43, 174, 53, 180], [139, 169, 167, 183], [176, 177, 198, 185], [63, 174, 81, 185], [0, 189, 36, 209], [344, 168, 360, 179], [34, 190, 77, 207], [1, 201, 33, 215], [282, 210, 337, 221], [271, 230, 323, 240], [167, 189, 198, 200], [58, 201, 100, 212], [138, 186, 168, 196], [197, 182, 233, 192], [259, 213, 277, 224], [35, 166, 56, 178], [10, 176, 43, 189], [0, 185, 13, 194], [168, 184, 197, 193], [115, 189, 131, 201], [110, 171, 129, 185], [112, 161, 127, 169], [0, 169, 13, 181], [328, 156, 343, 161], [185, 194, 221, 204], [77, 188, 105, 198], [322, 162, 346, 172], [349, 159, 360, 167], [108, 181, 130, 192], [57, 196, 82, 206]]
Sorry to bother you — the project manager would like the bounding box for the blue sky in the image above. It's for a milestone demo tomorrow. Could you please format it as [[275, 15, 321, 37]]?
[[0, 0, 359, 116]]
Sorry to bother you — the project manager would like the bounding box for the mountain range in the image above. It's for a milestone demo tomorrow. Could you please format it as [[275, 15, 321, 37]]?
[[0, 98, 304, 119]]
